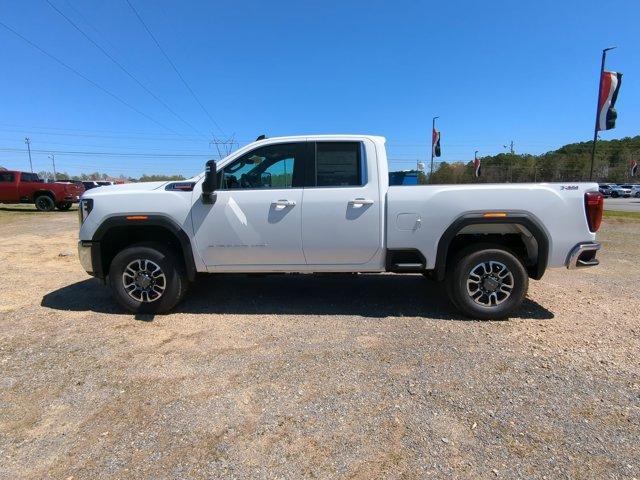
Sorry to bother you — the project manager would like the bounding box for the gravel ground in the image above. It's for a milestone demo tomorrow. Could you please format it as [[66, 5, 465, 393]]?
[[0, 206, 639, 479]]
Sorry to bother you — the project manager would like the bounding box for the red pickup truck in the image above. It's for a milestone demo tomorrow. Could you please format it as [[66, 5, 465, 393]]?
[[0, 171, 85, 211]]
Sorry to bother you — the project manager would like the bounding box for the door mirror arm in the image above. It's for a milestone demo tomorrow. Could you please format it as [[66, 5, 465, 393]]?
[[202, 160, 218, 204]]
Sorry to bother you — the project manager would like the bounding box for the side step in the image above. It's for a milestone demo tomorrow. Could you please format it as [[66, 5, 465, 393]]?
[[386, 249, 427, 273]]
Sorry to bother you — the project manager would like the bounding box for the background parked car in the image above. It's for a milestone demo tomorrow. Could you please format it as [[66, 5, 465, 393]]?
[[609, 184, 632, 198], [82, 181, 101, 191], [598, 184, 613, 197], [0, 170, 84, 211], [620, 184, 640, 198]]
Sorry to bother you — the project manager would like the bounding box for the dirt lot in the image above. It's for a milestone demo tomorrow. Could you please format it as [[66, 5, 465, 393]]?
[[1, 205, 639, 479]]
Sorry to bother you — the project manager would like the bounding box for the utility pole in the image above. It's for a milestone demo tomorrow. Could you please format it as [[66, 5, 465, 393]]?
[[590, 46, 617, 181], [24, 137, 33, 172], [429, 116, 439, 182], [503, 141, 515, 181], [474, 150, 479, 180], [48, 154, 57, 181]]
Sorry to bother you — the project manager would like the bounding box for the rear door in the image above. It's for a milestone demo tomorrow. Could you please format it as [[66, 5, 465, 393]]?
[[192, 142, 308, 268], [0, 172, 18, 202], [301, 140, 382, 265], [17, 172, 42, 200]]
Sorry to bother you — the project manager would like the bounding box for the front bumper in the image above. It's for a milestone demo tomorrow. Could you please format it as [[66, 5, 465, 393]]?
[[78, 240, 103, 277], [566, 242, 601, 269]]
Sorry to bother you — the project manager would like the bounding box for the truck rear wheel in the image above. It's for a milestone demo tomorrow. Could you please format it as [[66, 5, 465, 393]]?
[[56, 201, 72, 211], [446, 245, 528, 320], [34, 195, 55, 212], [108, 243, 187, 314]]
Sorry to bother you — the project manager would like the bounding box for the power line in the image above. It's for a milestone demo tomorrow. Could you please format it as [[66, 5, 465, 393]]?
[[0, 127, 211, 143], [125, 0, 226, 135], [0, 21, 179, 135], [0, 147, 217, 157], [46, 0, 208, 141]]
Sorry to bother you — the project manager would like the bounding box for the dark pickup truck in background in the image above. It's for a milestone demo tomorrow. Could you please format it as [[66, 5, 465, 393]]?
[[0, 170, 84, 211]]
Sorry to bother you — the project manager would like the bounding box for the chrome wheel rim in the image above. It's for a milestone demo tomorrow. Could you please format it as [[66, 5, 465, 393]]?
[[122, 259, 166, 303], [466, 261, 514, 307]]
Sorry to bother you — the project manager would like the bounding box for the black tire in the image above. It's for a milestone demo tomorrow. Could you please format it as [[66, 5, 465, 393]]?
[[108, 243, 187, 314], [635, 192, 640, 198], [34, 195, 55, 212], [445, 245, 529, 320], [611, 191, 619, 198], [56, 201, 72, 211]]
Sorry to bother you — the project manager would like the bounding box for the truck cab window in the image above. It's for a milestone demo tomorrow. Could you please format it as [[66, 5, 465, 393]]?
[[220, 143, 304, 189], [20, 173, 39, 183], [315, 142, 362, 187], [0, 172, 15, 182]]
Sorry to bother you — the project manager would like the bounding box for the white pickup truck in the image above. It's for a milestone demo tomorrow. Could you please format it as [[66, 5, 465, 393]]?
[[77, 135, 603, 319]]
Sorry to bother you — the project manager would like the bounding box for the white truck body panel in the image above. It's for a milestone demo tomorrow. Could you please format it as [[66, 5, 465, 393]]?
[[79, 134, 598, 275], [386, 183, 596, 268]]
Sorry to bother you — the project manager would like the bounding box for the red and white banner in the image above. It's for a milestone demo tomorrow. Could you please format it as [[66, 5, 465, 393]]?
[[432, 129, 441, 157], [597, 71, 623, 131], [474, 156, 481, 178]]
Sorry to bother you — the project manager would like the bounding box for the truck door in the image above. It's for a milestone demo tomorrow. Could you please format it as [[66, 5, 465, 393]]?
[[301, 141, 382, 265], [0, 171, 18, 202], [192, 142, 308, 268], [17, 172, 41, 201]]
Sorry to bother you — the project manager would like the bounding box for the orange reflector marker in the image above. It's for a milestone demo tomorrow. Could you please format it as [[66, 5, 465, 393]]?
[[126, 215, 148, 221], [483, 212, 507, 218]]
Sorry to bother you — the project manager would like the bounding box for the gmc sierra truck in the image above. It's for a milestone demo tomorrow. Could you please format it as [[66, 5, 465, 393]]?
[[0, 170, 84, 211], [77, 135, 603, 319]]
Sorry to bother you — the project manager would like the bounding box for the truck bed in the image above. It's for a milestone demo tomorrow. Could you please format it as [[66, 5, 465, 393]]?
[[386, 183, 597, 269]]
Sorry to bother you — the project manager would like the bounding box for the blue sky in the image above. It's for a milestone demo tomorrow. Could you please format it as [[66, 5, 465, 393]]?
[[1, 0, 638, 178]]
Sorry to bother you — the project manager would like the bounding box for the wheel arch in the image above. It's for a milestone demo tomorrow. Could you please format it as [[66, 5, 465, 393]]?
[[33, 189, 56, 200], [91, 215, 196, 281], [434, 212, 549, 281]]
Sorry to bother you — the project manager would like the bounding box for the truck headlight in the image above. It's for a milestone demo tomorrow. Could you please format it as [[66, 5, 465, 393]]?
[[79, 198, 93, 224]]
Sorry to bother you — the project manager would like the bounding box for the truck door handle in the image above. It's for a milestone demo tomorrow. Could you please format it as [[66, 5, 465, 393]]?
[[349, 198, 374, 206], [272, 199, 296, 208]]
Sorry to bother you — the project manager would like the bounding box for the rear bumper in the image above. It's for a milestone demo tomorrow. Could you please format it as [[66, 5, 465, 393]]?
[[566, 242, 601, 269], [78, 240, 103, 278]]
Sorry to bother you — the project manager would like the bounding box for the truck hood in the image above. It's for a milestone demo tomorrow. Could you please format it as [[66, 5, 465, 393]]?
[[82, 181, 168, 197]]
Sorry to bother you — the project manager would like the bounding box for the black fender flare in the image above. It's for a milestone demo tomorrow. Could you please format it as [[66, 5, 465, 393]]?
[[434, 212, 549, 281], [92, 215, 197, 281], [32, 189, 57, 201]]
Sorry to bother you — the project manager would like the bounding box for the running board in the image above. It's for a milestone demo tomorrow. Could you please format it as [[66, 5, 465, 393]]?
[[386, 249, 427, 273]]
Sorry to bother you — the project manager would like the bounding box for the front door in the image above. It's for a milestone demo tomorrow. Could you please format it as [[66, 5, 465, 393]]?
[[302, 141, 382, 265], [192, 142, 307, 269], [0, 171, 18, 202]]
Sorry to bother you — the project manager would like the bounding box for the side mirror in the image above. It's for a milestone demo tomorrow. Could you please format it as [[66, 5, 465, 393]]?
[[202, 160, 217, 204]]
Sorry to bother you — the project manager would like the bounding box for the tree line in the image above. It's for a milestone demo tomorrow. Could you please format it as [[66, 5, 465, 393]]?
[[427, 135, 640, 184], [34, 171, 186, 183]]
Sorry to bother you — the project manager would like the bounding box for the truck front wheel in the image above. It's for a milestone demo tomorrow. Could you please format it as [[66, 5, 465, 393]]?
[[56, 201, 72, 211], [34, 195, 55, 212], [446, 245, 528, 320], [108, 243, 187, 314]]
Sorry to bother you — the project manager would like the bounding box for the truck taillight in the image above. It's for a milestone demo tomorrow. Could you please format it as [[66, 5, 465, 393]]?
[[584, 191, 603, 232]]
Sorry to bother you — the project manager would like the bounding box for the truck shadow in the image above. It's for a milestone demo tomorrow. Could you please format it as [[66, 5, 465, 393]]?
[[41, 274, 554, 321]]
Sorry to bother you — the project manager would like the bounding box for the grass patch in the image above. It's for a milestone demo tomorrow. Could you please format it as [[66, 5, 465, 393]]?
[[0, 204, 78, 216], [603, 210, 640, 221]]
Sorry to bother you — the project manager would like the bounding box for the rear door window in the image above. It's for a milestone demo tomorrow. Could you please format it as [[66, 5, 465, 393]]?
[[20, 173, 39, 182], [315, 142, 362, 187]]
